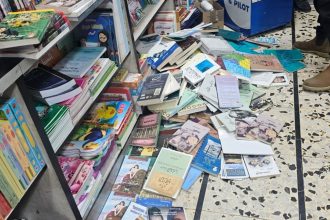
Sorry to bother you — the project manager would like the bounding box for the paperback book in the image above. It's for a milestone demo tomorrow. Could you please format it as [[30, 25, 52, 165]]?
[[148, 207, 187, 220], [221, 154, 249, 180], [121, 202, 148, 220], [215, 75, 241, 108], [243, 155, 280, 178], [222, 53, 251, 80], [98, 191, 132, 220]]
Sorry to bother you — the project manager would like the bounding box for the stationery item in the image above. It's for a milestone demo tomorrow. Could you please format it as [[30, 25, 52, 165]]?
[[121, 202, 148, 220], [250, 72, 277, 87], [271, 73, 289, 86], [215, 75, 241, 108], [218, 126, 274, 155], [243, 155, 280, 178], [220, 154, 249, 179], [148, 207, 187, 220], [182, 167, 202, 191], [143, 148, 193, 199], [169, 120, 210, 153], [54, 47, 106, 78], [192, 135, 222, 175], [130, 114, 161, 148], [221, 53, 251, 80], [244, 54, 284, 72]]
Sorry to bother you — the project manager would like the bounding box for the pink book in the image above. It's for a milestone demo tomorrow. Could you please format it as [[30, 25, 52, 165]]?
[[58, 156, 85, 183], [60, 78, 88, 106], [69, 160, 95, 194]]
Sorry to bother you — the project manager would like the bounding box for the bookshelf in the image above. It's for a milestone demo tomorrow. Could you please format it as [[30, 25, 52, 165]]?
[[0, 0, 173, 219]]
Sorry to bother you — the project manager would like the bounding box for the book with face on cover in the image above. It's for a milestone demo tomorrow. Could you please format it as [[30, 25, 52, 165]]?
[[220, 153, 249, 180], [121, 202, 148, 220], [98, 191, 132, 220], [143, 148, 193, 199], [168, 120, 210, 153], [244, 54, 284, 72], [243, 155, 280, 179], [215, 75, 241, 108]]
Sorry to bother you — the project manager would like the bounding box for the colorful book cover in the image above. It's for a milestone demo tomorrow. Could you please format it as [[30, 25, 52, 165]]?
[[135, 196, 172, 208], [57, 156, 86, 183], [148, 207, 187, 220], [182, 166, 202, 191], [169, 120, 210, 154], [112, 156, 151, 198], [127, 0, 144, 26], [68, 160, 94, 195], [0, 191, 11, 218], [8, 99, 45, 169], [121, 202, 148, 220], [144, 148, 193, 199], [244, 54, 284, 72], [0, 168, 20, 207], [1, 100, 39, 175], [221, 53, 251, 80], [85, 101, 131, 130], [130, 114, 161, 148], [191, 135, 222, 176], [98, 191, 132, 220], [127, 146, 160, 157]]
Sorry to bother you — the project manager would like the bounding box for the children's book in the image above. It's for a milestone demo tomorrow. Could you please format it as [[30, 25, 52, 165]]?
[[0, 10, 55, 49], [148, 207, 187, 220], [54, 47, 106, 78], [222, 53, 251, 80], [182, 166, 202, 191], [112, 156, 151, 198], [85, 101, 132, 130], [220, 153, 249, 180], [58, 156, 85, 183], [128, 146, 160, 157], [121, 202, 148, 220], [169, 120, 210, 153], [130, 114, 161, 148], [143, 148, 193, 199], [98, 191, 132, 220], [191, 135, 222, 175], [243, 155, 280, 179], [215, 75, 241, 108]]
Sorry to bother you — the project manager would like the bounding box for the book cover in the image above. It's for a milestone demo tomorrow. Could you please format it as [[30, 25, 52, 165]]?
[[220, 154, 249, 180], [182, 166, 202, 191], [215, 75, 241, 108], [255, 114, 283, 144], [189, 54, 220, 79], [121, 202, 148, 220], [0, 169, 20, 207], [58, 156, 85, 183], [128, 146, 160, 157], [0, 192, 11, 218], [177, 98, 206, 116], [250, 72, 276, 87], [112, 156, 151, 198], [148, 207, 187, 220], [116, 112, 138, 148], [143, 148, 193, 199], [98, 191, 132, 220], [169, 120, 210, 153], [127, 0, 144, 26], [244, 54, 284, 72], [69, 160, 94, 195], [200, 36, 235, 55], [137, 73, 169, 106], [0, 10, 55, 49], [85, 101, 132, 130], [198, 73, 218, 107], [135, 196, 172, 208], [54, 47, 106, 78], [235, 115, 259, 141], [243, 155, 280, 178], [191, 135, 222, 175], [222, 53, 251, 80], [271, 73, 289, 86], [101, 87, 132, 102], [130, 114, 161, 148]]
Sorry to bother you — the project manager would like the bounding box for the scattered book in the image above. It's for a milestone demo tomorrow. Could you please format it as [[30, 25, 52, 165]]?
[[200, 36, 235, 55], [222, 53, 251, 80], [244, 54, 284, 72], [271, 73, 289, 86], [143, 148, 193, 199], [177, 98, 206, 116], [148, 207, 187, 220], [98, 191, 132, 220], [220, 153, 249, 180], [215, 75, 241, 108], [250, 72, 276, 87], [243, 155, 280, 179], [169, 120, 210, 153], [182, 167, 202, 191]]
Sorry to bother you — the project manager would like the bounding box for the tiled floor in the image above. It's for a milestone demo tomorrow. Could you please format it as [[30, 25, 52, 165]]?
[[173, 8, 330, 220]]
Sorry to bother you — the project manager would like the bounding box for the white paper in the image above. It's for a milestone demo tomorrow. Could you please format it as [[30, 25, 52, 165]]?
[[250, 72, 276, 87]]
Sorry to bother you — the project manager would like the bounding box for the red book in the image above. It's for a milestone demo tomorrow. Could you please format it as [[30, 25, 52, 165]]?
[[100, 87, 132, 102], [0, 192, 12, 218]]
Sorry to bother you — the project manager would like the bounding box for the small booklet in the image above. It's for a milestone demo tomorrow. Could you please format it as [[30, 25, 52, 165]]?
[[215, 75, 241, 108], [221, 154, 249, 179], [168, 120, 210, 153], [243, 155, 280, 178]]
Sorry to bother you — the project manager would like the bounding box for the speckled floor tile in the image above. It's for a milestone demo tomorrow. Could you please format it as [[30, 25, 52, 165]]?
[[200, 211, 269, 220]]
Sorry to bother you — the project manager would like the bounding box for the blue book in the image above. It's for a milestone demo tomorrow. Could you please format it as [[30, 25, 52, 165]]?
[[135, 196, 172, 208], [192, 135, 222, 176], [182, 166, 202, 191]]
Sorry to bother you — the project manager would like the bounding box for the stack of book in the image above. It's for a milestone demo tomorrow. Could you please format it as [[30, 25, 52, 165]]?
[[0, 10, 70, 55], [0, 98, 45, 219], [0, 0, 35, 19]]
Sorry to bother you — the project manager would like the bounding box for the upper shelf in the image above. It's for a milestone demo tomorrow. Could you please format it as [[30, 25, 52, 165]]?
[[133, 0, 166, 41]]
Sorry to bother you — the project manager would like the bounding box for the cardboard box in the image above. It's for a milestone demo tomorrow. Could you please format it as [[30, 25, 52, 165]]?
[[195, 0, 224, 29], [219, 0, 293, 36]]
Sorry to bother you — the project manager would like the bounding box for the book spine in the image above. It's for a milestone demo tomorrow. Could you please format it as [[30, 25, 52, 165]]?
[[0, 129, 29, 189], [0, 192, 11, 218], [2, 100, 40, 176], [0, 169, 19, 208], [8, 99, 45, 169]]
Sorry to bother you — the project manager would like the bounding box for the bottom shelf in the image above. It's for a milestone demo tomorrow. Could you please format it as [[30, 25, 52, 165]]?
[[5, 165, 47, 220]]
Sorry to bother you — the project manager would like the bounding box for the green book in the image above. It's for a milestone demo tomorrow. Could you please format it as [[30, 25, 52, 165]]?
[[162, 89, 197, 120], [0, 168, 20, 207], [0, 10, 55, 49], [143, 148, 193, 199], [91, 64, 117, 96]]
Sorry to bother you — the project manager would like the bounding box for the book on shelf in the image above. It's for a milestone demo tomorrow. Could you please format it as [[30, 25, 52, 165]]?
[[143, 148, 193, 199], [127, 0, 144, 26], [148, 207, 187, 220], [243, 155, 280, 179], [130, 113, 161, 148], [101, 87, 132, 102], [121, 202, 148, 220], [0, 9, 55, 49], [153, 11, 178, 36], [0, 168, 20, 208], [89, 62, 117, 96], [116, 112, 138, 148], [0, 191, 11, 219], [54, 47, 106, 78]]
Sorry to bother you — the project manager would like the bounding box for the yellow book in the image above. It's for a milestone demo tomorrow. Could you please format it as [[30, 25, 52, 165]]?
[[8, 9, 55, 15]]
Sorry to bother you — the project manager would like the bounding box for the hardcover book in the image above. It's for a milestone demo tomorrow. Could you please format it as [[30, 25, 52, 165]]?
[[243, 155, 280, 178], [121, 202, 148, 220], [191, 135, 222, 175], [130, 114, 161, 148], [143, 148, 193, 199], [112, 156, 151, 198], [169, 120, 210, 153], [148, 206, 187, 220]]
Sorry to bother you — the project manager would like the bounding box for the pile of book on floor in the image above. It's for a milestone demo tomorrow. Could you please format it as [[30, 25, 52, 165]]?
[[0, 9, 70, 54], [0, 98, 45, 219], [23, 46, 118, 151], [96, 26, 307, 219]]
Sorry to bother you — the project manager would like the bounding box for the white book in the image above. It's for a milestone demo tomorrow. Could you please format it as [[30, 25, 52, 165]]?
[[198, 73, 218, 106], [250, 72, 276, 87], [200, 36, 235, 55], [220, 153, 249, 180], [243, 155, 280, 179]]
